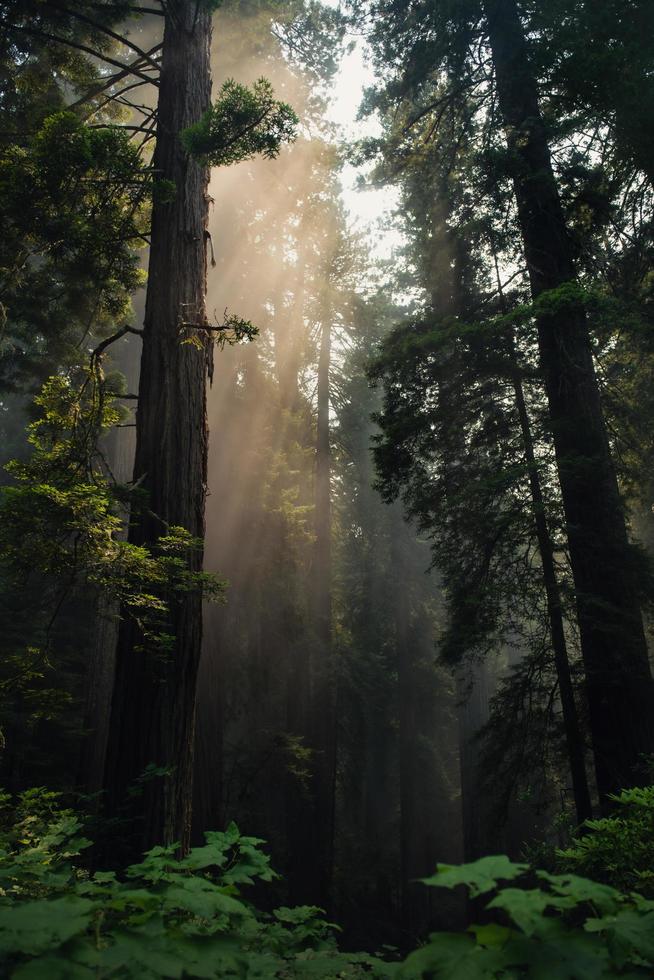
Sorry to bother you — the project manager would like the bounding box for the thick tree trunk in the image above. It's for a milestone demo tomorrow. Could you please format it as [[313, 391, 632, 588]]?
[[483, 0, 654, 803], [103, 2, 212, 855]]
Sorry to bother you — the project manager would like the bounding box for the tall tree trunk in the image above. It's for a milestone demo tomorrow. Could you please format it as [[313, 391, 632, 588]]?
[[492, 250, 592, 824], [309, 313, 336, 907], [103, 1, 212, 855], [314, 316, 332, 648], [456, 661, 494, 861], [392, 514, 442, 939], [483, 0, 654, 804], [286, 315, 335, 909], [511, 366, 592, 824]]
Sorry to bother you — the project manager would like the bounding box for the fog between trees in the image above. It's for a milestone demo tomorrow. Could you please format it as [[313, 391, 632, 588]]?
[[1, 0, 654, 968]]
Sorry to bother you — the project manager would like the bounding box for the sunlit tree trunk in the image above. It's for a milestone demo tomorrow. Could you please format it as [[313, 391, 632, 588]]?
[[103, 0, 212, 855], [312, 312, 336, 906], [483, 0, 654, 804]]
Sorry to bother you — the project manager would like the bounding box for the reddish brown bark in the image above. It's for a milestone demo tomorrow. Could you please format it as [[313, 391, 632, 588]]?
[[103, 1, 212, 855]]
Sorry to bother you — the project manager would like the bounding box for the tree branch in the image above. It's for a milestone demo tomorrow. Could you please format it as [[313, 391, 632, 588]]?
[[90, 324, 144, 365], [2, 21, 160, 89], [44, 3, 163, 72]]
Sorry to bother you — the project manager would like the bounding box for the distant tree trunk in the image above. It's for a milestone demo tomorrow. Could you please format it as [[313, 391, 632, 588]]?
[[314, 315, 332, 651], [392, 515, 438, 939], [456, 661, 493, 861], [292, 312, 336, 908], [276, 255, 305, 412], [492, 249, 593, 824], [483, 0, 654, 804], [103, 1, 212, 855], [511, 366, 593, 824]]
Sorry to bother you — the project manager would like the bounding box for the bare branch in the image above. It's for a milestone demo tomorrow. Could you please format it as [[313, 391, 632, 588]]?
[[90, 324, 144, 365]]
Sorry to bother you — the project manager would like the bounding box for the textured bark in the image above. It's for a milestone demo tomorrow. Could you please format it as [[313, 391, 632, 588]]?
[[103, 2, 212, 854], [483, 0, 654, 803]]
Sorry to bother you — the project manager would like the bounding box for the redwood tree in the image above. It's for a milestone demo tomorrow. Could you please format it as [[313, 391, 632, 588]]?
[[102, 0, 213, 855], [102, 0, 297, 854], [482, 0, 654, 804]]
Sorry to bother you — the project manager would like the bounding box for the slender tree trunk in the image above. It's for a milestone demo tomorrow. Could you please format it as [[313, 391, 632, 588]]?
[[483, 0, 654, 804], [511, 367, 593, 823], [103, 1, 212, 855], [392, 515, 439, 939], [276, 254, 306, 412], [315, 316, 332, 647], [456, 661, 495, 860], [310, 313, 336, 907], [492, 250, 592, 823]]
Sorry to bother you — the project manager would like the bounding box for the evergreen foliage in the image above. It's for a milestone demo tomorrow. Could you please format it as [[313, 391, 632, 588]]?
[[0, 112, 147, 392], [180, 78, 298, 167]]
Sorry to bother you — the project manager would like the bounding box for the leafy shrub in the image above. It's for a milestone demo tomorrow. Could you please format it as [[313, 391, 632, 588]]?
[[403, 855, 654, 978], [0, 789, 388, 978], [557, 785, 654, 897], [1, 789, 654, 977]]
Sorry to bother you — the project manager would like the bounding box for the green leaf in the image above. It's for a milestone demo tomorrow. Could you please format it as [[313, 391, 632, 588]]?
[[12, 955, 94, 979], [487, 887, 577, 936], [421, 856, 528, 897], [162, 878, 250, 920], [536, 872, 621, 913], [468, 922, 513, 947], [400, 932, 506, 978], [0, 896, 94, 956], [585, 909, 654, 969]]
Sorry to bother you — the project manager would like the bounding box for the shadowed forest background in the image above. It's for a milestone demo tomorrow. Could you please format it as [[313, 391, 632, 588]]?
[[1, 0, 654, 976]]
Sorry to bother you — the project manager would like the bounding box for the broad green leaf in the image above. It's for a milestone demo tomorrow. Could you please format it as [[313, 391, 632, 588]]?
[[536, 872, 621, 913], [422, 856, 528, 897], [0, 896, 93, 956], [487, 887, 577, 936], [12, 954, 94, 979], [585, 909, 654, 969], [163, 878, 250, 920], [400, 932, 506, 978]]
